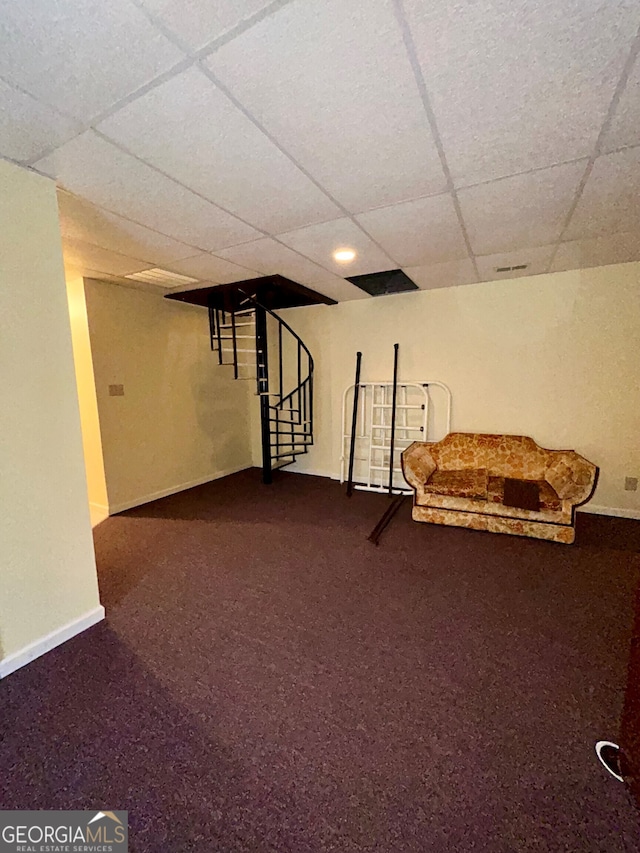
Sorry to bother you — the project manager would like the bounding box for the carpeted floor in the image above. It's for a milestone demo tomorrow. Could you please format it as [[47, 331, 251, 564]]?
[[1, 469, 640, 851]]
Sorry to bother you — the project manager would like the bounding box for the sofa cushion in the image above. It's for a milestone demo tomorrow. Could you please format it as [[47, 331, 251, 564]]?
[[488, 477, 562, 512], [425, 468, 488, 499]]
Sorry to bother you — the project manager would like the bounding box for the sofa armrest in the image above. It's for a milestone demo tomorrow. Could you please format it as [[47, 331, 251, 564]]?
[[545, 451, 598, 505], [402, 442, 437, 496]]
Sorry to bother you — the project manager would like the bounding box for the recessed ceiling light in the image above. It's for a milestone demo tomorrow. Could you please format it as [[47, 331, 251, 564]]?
[[333, 248, 356, 263]]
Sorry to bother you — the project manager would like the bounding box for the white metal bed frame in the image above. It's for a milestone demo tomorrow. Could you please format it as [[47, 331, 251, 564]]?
[[340, 380, 452, 494]]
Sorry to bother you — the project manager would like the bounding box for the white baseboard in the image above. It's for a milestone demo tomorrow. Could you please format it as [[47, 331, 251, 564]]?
[[578, 504, 640, 520], [108, 462, 252, 514], [288, 471, 640, 520], [0, 605, 105, 680]]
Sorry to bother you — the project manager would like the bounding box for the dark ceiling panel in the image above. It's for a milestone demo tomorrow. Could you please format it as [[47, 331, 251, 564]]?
[[165, 275, 337, 310], [346, 269, 418, 296]]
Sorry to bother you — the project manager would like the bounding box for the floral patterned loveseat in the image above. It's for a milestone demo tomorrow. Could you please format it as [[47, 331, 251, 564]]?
[[401, 433, 597, 544]]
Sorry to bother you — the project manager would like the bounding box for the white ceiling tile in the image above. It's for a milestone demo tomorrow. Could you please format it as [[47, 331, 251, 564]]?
[[404, 0, 640, 187], [64, 263, 129, 290], [35, 131, 260, 251], [458, 161, 586, 255], [138, 0, 274, 52], [355, 194, 468, 267], [206, 0, 447, 213], [64, 261, 107, 280], [78, 270, 174, 297], [601, 57, 640, 153], [277, 218, 396, 276], [0, 79, 81, 162], [309, 277, 373, 305], [0, 0, 183, 123], [551, 232, 640, 273], [564, 147, 640, 239], [476, 245, 556, 282], [216, 239, 283, 274], [97, 67, 340, 233], [57, 191, 197, 265], [403, 259, 478, 290], [217, 237, 369, 302], [164, 252, 260, 283], [62, 237, 150, 276]]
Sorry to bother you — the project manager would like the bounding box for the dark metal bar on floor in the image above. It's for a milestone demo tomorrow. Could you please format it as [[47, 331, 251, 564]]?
[[346, 351, 363, 497], [388, 343, 399, 495], [367, 494, 408, 546]]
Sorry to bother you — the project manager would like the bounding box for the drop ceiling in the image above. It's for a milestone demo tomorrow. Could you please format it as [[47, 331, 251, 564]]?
[[1, 0, 639, 301]]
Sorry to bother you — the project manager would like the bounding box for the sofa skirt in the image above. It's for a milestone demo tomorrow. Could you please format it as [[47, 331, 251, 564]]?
[[412, 505, 575, 544]]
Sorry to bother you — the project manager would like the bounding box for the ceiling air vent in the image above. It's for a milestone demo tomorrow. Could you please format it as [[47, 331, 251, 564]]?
[[124, 268, 199, 288], [495, 264, 529, 273], [346, 269, 418, 296]]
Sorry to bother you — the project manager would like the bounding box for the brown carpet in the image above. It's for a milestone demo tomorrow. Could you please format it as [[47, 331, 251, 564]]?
[[621, 575, 640, 808], [1, 469, 639, 852]]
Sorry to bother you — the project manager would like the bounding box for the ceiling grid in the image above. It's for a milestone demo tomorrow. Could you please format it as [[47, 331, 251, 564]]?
[[0, 0, 639, 298], [390, 0, 480, 281], [545, 21, 640, 273]]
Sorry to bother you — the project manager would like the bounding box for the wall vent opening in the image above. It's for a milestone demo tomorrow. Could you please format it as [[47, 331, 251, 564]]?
[[346, 269, 418, 296], [495, 264, 529, 273], [124, 268, 200, 288]]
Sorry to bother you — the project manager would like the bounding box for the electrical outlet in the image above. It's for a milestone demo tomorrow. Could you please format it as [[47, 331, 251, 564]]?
[[624, 477, 638, 491], [108, 384, 124, 397]]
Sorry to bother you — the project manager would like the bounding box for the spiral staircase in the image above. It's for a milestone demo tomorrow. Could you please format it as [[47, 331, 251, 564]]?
[[167, 275, 334, 483]]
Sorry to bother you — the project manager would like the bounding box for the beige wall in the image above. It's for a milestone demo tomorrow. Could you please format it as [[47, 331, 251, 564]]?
[[0, 160, 103, 675], [282, 263, 640, 516], [84, 279, 253, 511], [66, 270, 109, 525]]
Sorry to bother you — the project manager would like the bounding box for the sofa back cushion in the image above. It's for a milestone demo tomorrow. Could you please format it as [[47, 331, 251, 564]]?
[[431, 433, 550, 479], [545, 451, 596, 501]]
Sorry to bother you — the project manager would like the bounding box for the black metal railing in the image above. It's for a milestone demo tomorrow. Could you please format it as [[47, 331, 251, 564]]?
[[208, 295, 314, 484], [254, 299, 314, 484]]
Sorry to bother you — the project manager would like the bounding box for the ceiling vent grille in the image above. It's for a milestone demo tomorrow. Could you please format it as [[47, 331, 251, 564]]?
[[124, 268, 199, 288], [495, 264, 529, 273]]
